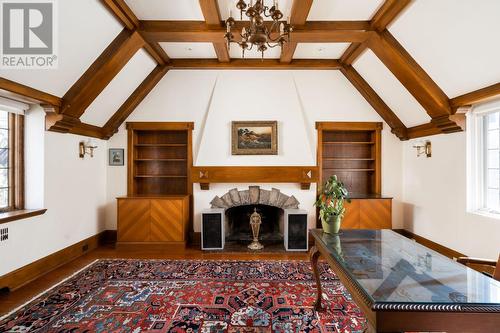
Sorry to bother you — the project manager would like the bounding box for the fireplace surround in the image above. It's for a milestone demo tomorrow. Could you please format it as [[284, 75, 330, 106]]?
[[209, 186, 301, 246]]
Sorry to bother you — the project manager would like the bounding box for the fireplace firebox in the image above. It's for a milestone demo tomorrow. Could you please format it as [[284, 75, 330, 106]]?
[[225, 204, 284, 243]]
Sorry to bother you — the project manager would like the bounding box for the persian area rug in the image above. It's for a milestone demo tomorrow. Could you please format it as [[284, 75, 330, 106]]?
[[0, 260, 366, 332]]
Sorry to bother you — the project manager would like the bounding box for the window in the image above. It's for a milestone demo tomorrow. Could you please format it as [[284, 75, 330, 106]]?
[[0, 110, 24, 212], [467, 100, 500, 216]]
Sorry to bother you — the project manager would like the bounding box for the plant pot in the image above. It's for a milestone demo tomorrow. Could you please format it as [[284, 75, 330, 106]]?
[[321, 215, 342, 234]]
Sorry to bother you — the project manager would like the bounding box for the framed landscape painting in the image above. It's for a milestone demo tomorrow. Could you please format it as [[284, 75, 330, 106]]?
[[232, 121, 278, 155]]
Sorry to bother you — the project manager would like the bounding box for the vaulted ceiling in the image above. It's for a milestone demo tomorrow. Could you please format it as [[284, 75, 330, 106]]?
[[1, 0, 499, 141]]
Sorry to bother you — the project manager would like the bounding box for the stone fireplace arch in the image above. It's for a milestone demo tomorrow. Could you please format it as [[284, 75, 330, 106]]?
[[210, 186, 300, 210]]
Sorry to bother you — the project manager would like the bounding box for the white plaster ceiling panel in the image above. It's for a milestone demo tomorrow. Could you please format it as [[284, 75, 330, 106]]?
[[390, 0, 500, 98], [308, 0, 384, 21], [160, 43, 217, 58], [294, 43, 350, 59], [0, 0, 123, 97], [354, 50, 431, 127], [80, 49, 157, 127], [218, 0, 292, 21], [125, 0, 204, 20], [229, 44, 281, 59]]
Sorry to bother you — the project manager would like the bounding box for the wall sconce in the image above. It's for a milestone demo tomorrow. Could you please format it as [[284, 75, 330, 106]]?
[[413, 140, 432, 158], [79, 140, 98, 158]]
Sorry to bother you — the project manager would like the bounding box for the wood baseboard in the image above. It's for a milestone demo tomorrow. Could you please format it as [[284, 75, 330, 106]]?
[[0, 230, 112, 291], [394, 229, 465, 259]]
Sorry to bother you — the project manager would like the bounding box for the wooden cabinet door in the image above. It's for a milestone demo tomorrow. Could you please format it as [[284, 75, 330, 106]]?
[[359, 199, 392, 229], [118, 199, 151, 242], [150, 199, 185, 242], [342, 200, 360, 229]]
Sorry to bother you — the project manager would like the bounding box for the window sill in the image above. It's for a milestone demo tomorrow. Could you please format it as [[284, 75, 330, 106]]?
[[469, 209, 500, 220], [0, 209, 47, 225]]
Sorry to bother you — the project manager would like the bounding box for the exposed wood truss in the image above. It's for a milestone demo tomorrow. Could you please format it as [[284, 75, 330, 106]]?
[[450, 83, 500, 111], [199, 0, 230, 62], [169, 59, 341, 70], [140, 21, 373, 43], [102, 65, 169, 139], [340, 0, 413, 65], [340, 65, 408, 140], [0, 78, 61, 107], [2, 0, 496, 141], [280, 0, 314, 63]]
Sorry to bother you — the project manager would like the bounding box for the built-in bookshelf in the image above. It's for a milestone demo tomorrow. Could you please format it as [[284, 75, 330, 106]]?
[[126, 122, 193, 196], [316, 122, 382, 195]]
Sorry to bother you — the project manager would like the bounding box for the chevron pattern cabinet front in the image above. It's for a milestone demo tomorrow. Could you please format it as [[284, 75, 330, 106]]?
[[341, 198, 392, 229], [117, 196, 189, 248]]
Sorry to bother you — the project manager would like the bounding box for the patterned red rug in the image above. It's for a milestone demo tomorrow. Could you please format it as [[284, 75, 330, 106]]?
[[0, 260, 366, 332]]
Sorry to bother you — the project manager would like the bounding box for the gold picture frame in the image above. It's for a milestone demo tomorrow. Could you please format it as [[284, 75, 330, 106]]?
[[232, 121, 278, 155]]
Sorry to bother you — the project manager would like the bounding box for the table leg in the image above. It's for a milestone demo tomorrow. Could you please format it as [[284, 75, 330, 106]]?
[[309, 245, 323, 311]]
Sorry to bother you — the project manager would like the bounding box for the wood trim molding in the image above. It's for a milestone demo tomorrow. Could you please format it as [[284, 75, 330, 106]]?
[[0, 230, 113, 291], [45, 113, 106, 139], [169, 58, 341, 70], [59, 29, 145, 119], [280, 0, 314, 63], [340, 64, 408, 140], [199, 0, 230, 62], [0, 209, 46, 225], [339, 0, 413, 65], [102, 65, 169, 138], [191, 166, 319, 190], [0, 77, 61, 107], [125, 121, 194, 131], [450, 82, 500, 111]]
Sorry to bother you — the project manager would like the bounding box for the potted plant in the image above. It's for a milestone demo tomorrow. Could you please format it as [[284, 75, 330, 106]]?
[[315, 175, 350, 234]]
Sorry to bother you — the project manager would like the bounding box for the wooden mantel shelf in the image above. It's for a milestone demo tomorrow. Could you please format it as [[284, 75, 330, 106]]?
[[191, 166, 319, 190]]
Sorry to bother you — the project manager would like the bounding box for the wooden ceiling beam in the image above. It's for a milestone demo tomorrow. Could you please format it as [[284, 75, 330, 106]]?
[[340, 64, 408, 140], [199, 0, 230, 62], [406, 123, 441, 139], [140, 20, 372, 43], [0, 77, 61, 107], [450, 82, 500, 110], [280, 0, 314, 63], [169, 58, 341, 70], [340, 0, 413, 65], [100, 0, 139, 30], [102, 65, 169, 138], [59, 29, 144, 120], [100, 0, 170, 65], [367, 30, 452, 119]]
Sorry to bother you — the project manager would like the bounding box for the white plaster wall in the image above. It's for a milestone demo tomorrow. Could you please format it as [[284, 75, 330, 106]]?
[[0, 107, 108, 276], [106, 70, 404, 232], [403, 132, 500, 259]]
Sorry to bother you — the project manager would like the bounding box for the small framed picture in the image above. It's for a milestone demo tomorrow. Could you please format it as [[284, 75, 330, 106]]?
[[109, 149, 124, 166], [232, 121, 278, 155]]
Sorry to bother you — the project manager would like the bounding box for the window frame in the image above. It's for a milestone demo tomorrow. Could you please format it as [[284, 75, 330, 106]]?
[[0, 112, 24, 213], [467, 99, 500, 217]]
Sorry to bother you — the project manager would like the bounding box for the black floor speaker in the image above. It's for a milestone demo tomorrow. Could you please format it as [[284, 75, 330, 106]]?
[[284, 209, 308, 251], [201, 209, 225, 250]]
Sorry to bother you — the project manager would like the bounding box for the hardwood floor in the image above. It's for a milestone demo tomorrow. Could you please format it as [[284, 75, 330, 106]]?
[[0, 244, 308, 316]]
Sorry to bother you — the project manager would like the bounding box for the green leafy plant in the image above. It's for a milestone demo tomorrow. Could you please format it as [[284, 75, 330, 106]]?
[[314, 175, 350, 224]]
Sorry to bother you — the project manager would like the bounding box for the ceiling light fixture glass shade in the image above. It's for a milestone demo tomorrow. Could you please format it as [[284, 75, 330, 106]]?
[[225, 0, 293, 59]]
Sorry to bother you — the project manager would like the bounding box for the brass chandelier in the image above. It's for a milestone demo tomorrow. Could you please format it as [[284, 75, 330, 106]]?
[[224, 0, 293, 59]]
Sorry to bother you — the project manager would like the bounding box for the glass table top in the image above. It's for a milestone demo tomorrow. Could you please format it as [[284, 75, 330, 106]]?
[[311, 229, 500, 308]]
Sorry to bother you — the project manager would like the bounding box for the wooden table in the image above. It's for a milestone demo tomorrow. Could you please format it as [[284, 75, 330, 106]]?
[[309, 229, 500, 333]]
